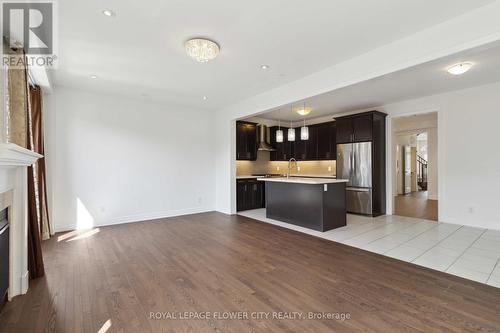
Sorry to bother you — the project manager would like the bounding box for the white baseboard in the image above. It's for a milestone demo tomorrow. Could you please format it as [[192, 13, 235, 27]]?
[[53, 206, 214, 233], [21, 270, 29, 294]]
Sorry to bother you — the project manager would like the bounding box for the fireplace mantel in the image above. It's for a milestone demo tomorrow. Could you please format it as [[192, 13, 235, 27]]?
[[0, 143, 42, 167], [0, 142, 42, 300]]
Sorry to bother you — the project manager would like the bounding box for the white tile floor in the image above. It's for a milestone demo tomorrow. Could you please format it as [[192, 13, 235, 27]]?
[[238, 209, 500, 288]]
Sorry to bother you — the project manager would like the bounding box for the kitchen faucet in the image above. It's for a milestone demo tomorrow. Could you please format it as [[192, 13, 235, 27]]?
[[287, 158, 297, 178]]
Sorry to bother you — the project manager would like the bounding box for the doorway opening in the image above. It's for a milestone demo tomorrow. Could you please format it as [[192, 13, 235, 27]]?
[[393, 112, 438, 221]]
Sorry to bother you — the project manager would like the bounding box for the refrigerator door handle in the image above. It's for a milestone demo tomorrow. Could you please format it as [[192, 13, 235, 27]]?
[[349, 149, 353, 182], [346, 187, 370, 192]]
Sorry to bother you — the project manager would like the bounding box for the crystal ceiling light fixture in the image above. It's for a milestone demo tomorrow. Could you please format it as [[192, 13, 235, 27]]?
[[288, 105, 295, 142], [447, 62, 473, 75], [276, 111, 284, 143], [185, 38, 220, 63], [300, 102, 309, 140]]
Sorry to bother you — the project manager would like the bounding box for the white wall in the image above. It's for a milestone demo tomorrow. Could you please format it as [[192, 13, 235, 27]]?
[[427, 128, 438, 200], [392, 113, 438, 199], [44, 87, 215, 232], [381, 82, 500, 229]]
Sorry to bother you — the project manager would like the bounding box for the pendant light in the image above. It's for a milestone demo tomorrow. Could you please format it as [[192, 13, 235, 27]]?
[[300, 101, 309, 140], [276, 111, 284, 143], [288, 125, 295, 141], [288, 105, 295, 142]]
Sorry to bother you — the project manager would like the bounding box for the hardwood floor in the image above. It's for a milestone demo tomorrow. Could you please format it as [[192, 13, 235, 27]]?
[[395, 191, 438, 221], [1, 212, 499, 332]]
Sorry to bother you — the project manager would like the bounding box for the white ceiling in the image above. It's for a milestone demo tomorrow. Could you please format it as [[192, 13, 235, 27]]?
[[257, 41, 500, 122], [52, 0, 495, 110]]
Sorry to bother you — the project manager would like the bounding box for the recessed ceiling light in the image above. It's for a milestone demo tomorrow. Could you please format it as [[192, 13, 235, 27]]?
[[90, 75, 98, 79], [447, 62, 473, 75], [102, 9, 115, 17], [185, 38, 220, 63], [261, 65, 269, 70], [202, 96, 208, 100]]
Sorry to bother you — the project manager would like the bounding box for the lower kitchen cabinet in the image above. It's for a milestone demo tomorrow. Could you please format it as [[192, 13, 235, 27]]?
[[236, 179, 265, 211]]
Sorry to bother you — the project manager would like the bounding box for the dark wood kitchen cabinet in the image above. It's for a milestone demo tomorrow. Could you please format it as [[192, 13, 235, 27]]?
[[335, 113, 374, 143], [236, 121, 257, 160], [294, 136, 307, 160], [269, 127, 294, 161], [334, 111, 387, 217], [236, 179, 265, 211], [269, 122, 336, 161], [304, 125, 318, 160], [316, 122, 336, 160]]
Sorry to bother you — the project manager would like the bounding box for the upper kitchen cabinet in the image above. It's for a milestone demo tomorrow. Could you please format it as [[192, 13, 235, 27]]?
[[301, 125, 316, 160], [334, 112, 385, 143], [270, 126, 294, 161], [316, 122, 336, 160], [269, 122, 336, 161], [236, 121, 258, 160]]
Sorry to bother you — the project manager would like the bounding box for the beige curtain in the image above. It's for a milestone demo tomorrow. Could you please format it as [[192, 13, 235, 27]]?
[[5, 46, 27, 147], [4, 44, 49, 278]]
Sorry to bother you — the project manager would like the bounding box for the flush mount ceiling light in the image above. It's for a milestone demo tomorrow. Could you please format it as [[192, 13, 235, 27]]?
[[260, 64, 269, 70], [295, 106, 313, 116], [90, 75, 98, 79], [102, 9, 115, 17], [185, 38, 220, 63], [447, 62, 473, 75], [202, 96, 208, 100]]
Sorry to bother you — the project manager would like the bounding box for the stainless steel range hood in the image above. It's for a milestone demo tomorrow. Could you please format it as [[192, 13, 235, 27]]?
[[257, 124, 276, 151]]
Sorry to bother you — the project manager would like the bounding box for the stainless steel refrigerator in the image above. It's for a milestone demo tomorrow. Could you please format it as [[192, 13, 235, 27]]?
[[337, 142, 373, 215]]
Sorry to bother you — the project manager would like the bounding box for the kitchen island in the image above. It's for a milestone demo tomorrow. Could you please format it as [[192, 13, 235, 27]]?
[[258, 177, 348, 232]]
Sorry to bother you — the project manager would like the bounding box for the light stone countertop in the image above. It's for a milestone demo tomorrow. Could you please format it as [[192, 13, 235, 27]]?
[[257, 177, 348, 185]]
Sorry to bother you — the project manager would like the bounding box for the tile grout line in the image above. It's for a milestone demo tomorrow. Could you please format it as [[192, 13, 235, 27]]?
[[410, 225, 465, 263], [378, 223, 442, 255], [338, 220, 396, 242], [443, 229, 488, 273], [341, 218, 421, 243], [485, 237, 500, 283]]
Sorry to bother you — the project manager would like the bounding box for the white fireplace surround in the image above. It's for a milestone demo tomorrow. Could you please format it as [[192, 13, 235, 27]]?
[[0, 142, 42, 300]]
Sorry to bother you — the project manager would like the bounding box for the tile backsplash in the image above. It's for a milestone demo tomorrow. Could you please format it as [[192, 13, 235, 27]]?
[[237, 151, 336, 176]]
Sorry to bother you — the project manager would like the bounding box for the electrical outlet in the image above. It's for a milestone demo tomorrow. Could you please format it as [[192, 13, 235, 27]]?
[[468, 205, 476, 214], [198, 197, 203, 205]]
